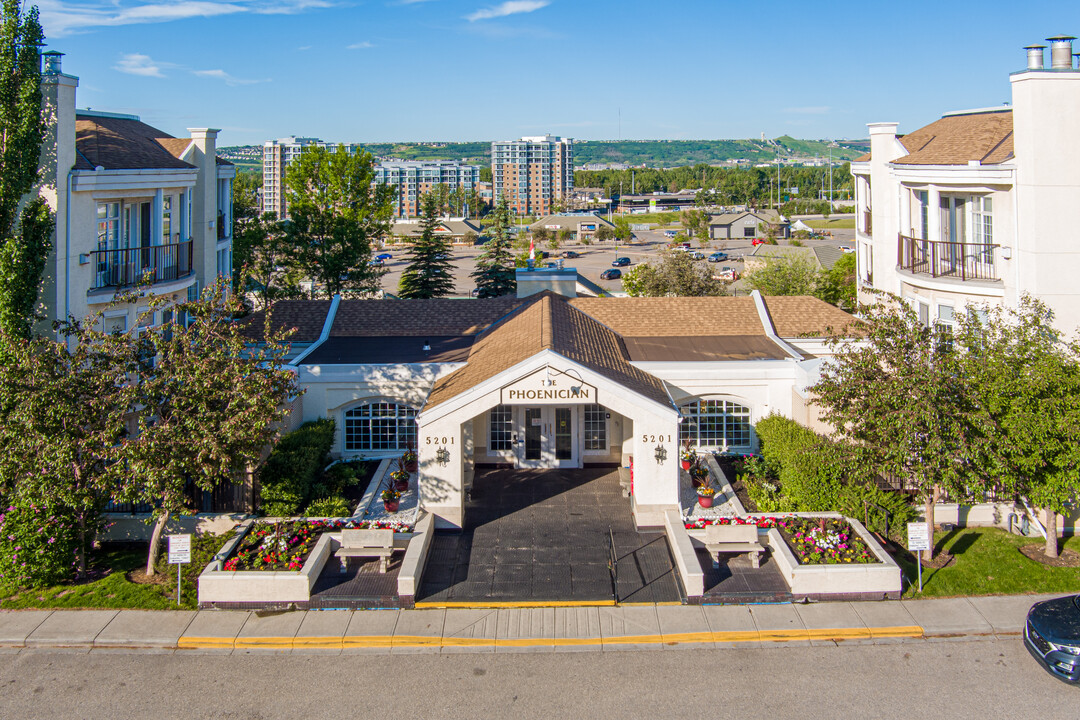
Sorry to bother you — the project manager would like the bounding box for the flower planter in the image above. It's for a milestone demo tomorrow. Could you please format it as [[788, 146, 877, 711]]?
[[383, 499, 400, 513], [697, 494, 714, 508], [393, 477, 409, 493], [403, 460, 418, 473]]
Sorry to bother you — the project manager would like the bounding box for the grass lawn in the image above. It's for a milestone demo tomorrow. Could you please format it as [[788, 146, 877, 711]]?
[[612, 212, 682, 226], [893, 527, 1080, 599], [0, 532, 233, 611], [804, 217, 856, 229]]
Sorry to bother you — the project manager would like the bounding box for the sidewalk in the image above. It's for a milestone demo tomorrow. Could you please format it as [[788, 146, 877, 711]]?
[[0, 594, 1057, 654]]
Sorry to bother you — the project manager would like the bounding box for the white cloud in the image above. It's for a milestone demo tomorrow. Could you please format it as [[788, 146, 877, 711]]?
[[113, 53, 168, 77], [465, 0, 548, 22], [38, 1, 334, 36], [193, 69, 267, 86], [297, 45, 312, 51], [783, 106, 831, 115], [347, 41, 374, 49]]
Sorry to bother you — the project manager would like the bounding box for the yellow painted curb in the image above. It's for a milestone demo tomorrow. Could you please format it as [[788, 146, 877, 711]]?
[[708, 630, 761, 644], [805, 627, 874, 642], [341, 635, 394, 648], [391, 635, 442, 647], [292, 636, 344, 649], [177, 636, 235, 649], [234, 636, 294, 650], [414, 600, 615, 609], [599, 634, 666, 645], [659, 631, 715, 644], [757, 629, 812, 642], [868, 625, 924, 639]]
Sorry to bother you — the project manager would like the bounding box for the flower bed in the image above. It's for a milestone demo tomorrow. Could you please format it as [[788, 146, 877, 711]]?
[[222, 518, 415, 572], [684, 516, 785, 530], [776, 517, 875, 565]]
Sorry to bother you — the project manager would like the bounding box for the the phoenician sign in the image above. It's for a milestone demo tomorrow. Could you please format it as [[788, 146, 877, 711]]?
[[501, 369, 597, 404]]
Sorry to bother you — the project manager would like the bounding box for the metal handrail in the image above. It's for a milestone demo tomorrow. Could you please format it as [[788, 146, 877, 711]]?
[[607, 525, 619, 603], [897, 234, 1000, 281], [89, 240, 194, 290]]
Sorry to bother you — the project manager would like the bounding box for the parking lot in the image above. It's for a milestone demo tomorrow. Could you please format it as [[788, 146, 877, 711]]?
[[375, 217, 855, 296]]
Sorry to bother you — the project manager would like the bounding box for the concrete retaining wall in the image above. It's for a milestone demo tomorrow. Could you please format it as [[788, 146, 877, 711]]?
[[663, 509, 704, 598], [397, 512, 435, 599]]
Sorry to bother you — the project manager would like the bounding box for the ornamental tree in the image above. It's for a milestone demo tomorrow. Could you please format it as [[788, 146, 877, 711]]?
[[955, 297, 1080, 558], [120, 279, 299, 575], [812, 294, 985, 562], [398, 193, 455, 299], [746, 254, 819, 297], [621, 249, 728, 298], [471, 197, 516, 298], [0, 2, 51, 339], [283, 144, 394, 298]]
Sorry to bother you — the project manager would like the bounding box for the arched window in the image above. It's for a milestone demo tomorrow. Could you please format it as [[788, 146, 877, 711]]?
[[678, 398, 752, 451], [343, 401, 417, 453]]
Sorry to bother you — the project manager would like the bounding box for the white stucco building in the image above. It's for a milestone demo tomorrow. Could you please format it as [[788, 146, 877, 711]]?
[[36, 52, 234, 333], [249, 274, 858, 530], [851, 35, 1080, 332]]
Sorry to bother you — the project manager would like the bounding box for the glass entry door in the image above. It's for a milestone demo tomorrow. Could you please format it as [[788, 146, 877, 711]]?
[[518, 406, 577, 468]]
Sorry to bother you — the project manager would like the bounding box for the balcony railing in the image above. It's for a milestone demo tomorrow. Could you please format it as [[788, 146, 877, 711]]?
[[897, 234, 1000, 282], [90, 240, 194, 291]]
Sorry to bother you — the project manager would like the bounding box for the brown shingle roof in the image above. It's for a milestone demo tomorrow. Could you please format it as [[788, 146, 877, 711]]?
[[854, 152, 871, 162], [424, 293, 671, 410], [569, 296, 765, 336], [760, 296, 862, 337], [75, 114, 196, 171], [895, 110, 1013, 166], [331, 297, 523, 337], [239, 300, 332, 342]]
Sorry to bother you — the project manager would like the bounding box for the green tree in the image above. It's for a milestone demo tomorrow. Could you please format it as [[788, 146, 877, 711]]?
[[531, 227, 551, 248], [398, 194, 455, 299], [746, 254, 819, 296], [595, 225, 615, 242], [234, 212, 302, 310], [814, 252, 856, 310], [121, 280, 298, 575], [680, 208, 710, 244], [812, 295, 984, 562], [471, 197, 516, 298], [555, 228, 571, 249], [284, 144, 394, 298], [0, 310, 137, 580], [0, 1, 50, 338], [612, 216, 632, 243], [621, 250, 728, 297], [957, 297, 1080, 558]]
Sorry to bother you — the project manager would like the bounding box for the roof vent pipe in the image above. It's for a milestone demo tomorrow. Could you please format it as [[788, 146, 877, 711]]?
[[1024, 44, 1046, 70], [1046, 35, 1076, 69]]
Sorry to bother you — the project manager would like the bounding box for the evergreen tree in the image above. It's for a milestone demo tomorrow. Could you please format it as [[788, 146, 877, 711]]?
[[471, 197, 517, 298], [0, 2, 50, 339], [398, 193, 455, 299]]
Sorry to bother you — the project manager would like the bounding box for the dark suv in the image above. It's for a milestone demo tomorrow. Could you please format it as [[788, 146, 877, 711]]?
[[1025, 594, 1080, 685], [611, 257, 631, 267]]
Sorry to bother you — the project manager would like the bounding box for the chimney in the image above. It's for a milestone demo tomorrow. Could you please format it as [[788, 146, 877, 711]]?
[[42, 50, 64, 75], [1024, 44, 1046, 70], [1046, 35, 1076, 69]]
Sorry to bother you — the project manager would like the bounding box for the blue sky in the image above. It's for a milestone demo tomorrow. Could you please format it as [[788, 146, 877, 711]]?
[[39, 0, 1080, 147]]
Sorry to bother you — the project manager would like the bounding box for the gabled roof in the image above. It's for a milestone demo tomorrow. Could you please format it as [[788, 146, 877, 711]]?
[[528, 214, 615, 231], [708, 209, 786, 227], [390, 219, 481, 237], [759, 296, 862, 337], [424, 293, 672, 410], [330, 297, 523, 337], [894, 109, 1013, 166], [75, 114, 197, 171], [569, 296, 765, 336], [748, 244, 845, 271]]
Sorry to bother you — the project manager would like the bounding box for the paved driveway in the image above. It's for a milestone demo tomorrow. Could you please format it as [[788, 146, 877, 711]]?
[[417, 468, 681, 605]]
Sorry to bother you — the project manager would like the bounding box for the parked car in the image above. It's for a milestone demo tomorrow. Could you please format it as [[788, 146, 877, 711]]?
[[1025, 594, 1080, 685], [707, 252, 728, 263], [470, 287, 482, 298], [716, 266, 739, 281], [839, 245, 855, 254], [612, 257, 631, 267], [688, 251, 706, 260], [375, 253, 393, 261], [751, 238, 767, 246], [562, 250, 580, 258], [600, 268, 622, 280], [663, 230, 677, 239], [368, 258, 384, 267]]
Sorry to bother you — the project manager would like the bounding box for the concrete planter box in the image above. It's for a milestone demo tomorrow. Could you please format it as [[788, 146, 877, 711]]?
[[198, 518, 415, 606]]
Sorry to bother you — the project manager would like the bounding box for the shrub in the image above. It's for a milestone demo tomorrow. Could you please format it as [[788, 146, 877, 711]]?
[[153, 529, 234, 605], [0, 499, 81, 591], [258, 419, 335, 515], [306, 496, 352, 518]]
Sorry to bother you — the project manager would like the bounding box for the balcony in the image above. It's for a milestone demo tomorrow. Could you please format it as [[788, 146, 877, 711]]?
[[897, 235, 1000, 282], [89, 240, 194, 291]]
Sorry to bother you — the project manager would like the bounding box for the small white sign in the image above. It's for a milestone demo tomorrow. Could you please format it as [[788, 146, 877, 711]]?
[[907, 522, 931, 552], [168, 534, 192, 564]]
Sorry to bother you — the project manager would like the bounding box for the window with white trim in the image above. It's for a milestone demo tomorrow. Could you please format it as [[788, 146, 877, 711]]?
[[678, 399, 752, 450], [343, 402, 417, 452], [489, 405, 513, 451], [583, 404, 607, 451]]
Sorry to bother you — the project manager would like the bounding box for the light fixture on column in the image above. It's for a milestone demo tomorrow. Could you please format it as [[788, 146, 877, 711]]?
[[436, 446, 450, 466], [654, 444, 667, 464]]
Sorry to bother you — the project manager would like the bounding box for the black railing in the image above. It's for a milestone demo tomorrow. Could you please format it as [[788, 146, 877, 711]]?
[[89, 240, 194, 290], [607, 525, 619, 603], [898, 234, 1000, 282]]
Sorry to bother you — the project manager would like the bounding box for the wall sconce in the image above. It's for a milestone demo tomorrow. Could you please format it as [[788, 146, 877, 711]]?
[[654, 444, 667, 464], [436, 447, 450, 466]]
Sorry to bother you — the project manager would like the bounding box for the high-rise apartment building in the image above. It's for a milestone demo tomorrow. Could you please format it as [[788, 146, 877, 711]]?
[[261, 136, 358, 218], [491, 135, 574, 216], [374, 161, 480, 218]]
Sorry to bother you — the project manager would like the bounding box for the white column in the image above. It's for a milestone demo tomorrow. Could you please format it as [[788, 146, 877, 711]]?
[[628, 411, 681, 527], [928, 186, 942, 242], [152, 189, 163, 246], [899, 185, 911, 238], [417, 417, 465, 530]]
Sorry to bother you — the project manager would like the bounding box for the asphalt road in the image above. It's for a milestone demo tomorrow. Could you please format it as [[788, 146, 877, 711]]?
[[377, 216, 856, 297], [1, 638, 1073, 719]]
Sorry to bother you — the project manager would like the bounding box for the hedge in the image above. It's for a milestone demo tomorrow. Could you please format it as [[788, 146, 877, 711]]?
[[258, 419, 336, 516]]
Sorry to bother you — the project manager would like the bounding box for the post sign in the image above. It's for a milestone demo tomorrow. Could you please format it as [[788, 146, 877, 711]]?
[[168, 534, 192, 564], [906, 522, 931, 552]]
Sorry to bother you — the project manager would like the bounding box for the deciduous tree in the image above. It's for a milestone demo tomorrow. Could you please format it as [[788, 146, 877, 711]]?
[[746, 254, 819, 297], [622, 250, 728, 297]]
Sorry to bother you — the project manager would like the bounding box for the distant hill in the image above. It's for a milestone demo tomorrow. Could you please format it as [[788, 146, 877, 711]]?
[[218, 137, 867, 172]]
